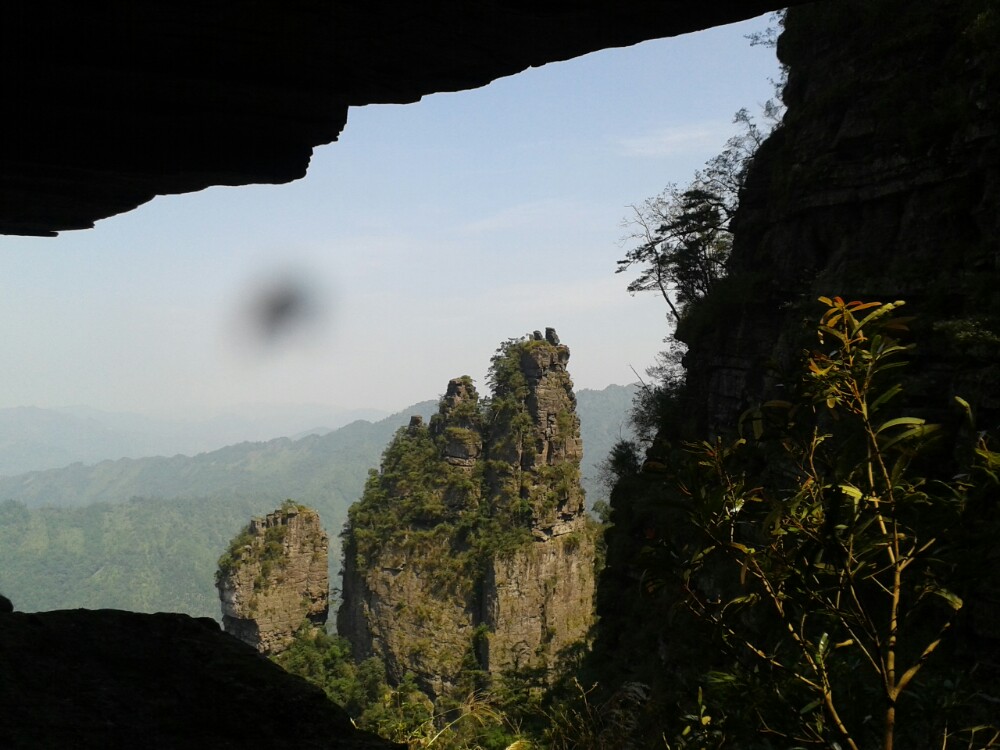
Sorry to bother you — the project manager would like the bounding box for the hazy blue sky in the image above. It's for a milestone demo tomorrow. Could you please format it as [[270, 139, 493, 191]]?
[[0, 15, 781, 419]]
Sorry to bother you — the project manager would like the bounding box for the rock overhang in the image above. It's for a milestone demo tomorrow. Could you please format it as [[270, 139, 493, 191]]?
[[2, 0, 805, 237]]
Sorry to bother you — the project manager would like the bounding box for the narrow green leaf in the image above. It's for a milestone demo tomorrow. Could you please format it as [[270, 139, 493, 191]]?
[[838, 484, 863, 500], [873, 360, 909, 373], [870, 383, 903, 412], [799, 699, 822, 715], [928, 586, 964, 611], [954, 395, 972, 416], [880, 423, 940, 452], [876, 416, 926, 434], [856, 299, 905, 331]]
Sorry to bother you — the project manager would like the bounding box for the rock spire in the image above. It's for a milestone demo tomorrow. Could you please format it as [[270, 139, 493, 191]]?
[[338, 331, 595, 701], [216, 501, 329, 655]]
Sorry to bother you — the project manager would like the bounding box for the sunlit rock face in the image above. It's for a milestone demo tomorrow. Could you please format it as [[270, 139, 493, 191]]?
[[216, 503, 329, 655], [2, 0, 802, 236], [338, 332, 596, 702]]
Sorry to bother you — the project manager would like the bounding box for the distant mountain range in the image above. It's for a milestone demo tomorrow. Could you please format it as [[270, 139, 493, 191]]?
[[0, 404, 389, 477], [0, 385, 635, 619]]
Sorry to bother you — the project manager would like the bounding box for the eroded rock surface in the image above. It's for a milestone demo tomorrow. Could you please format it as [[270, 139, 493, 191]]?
[[339, 333, 595, 701], [682, 0, 1000, 433], [217, 502, 329, 654]]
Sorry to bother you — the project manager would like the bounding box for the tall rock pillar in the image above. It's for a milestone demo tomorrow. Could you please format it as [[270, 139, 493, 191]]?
[[216, 502, 329, 655]]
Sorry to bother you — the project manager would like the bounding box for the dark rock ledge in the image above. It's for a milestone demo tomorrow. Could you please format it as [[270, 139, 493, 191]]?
[[0, 607, 400, 749]]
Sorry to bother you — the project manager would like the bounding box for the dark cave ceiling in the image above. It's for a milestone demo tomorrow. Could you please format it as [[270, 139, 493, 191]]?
[[1, 0, 804, 237]]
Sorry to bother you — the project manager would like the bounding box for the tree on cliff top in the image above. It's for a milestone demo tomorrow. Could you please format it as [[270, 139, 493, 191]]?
[[616, 108, 772, 326]]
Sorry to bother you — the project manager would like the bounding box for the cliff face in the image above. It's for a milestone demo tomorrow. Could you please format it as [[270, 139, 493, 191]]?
[[486, 330, 586, 537], [482, 530, 595, 675], [338, 332, 595, 701], [593, 0, 1000, 739], [216, 502, 329, 655], [681, 0, 1000, 433]]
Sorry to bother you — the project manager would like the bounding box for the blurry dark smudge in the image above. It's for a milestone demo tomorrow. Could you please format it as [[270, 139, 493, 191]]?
[[256, 280, 309, 342], [237, 270, 331, 351]]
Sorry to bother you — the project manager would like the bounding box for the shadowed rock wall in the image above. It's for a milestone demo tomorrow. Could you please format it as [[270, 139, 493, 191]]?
[[681, 0, 1000, 433]]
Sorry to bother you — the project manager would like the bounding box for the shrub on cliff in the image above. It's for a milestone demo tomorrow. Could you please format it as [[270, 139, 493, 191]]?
[[591, 298, 1000, 748], [616, 106, 776, 328], [345, 335, 580, 569], [274, 627, 525, 749]]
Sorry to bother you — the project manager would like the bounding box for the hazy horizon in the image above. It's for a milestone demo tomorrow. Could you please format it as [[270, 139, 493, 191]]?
[[0, 15, 781, 422]]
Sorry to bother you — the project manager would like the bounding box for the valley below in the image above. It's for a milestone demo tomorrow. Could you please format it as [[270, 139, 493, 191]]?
[[0, 384, 634, 618]]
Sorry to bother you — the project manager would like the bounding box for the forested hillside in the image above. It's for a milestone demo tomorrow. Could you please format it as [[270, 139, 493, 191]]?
[[0, 403, 435, 509], [0, 386, 632, 619]]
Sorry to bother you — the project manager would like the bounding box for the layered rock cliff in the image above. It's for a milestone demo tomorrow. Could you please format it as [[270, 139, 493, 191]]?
[[216, 501, 329, 655], [681, 0, 1000, 433], [338, 331, 596, 701], [594, 0, 1000, 742]]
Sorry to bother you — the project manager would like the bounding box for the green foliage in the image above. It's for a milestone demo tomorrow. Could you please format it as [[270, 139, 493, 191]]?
[[347, 335, 584, 574], [271, 627, 385, 714], [0, 493, 277, 618], [346, 423, 475, 569], [273, 627, 527, 750], [617, 109, 775, 326], [215, 502, 299, 593], [487, 338, 531, 404], [215, 527, 255, 583], [256, 522, 290, 586], [592, 298, 1000, 748]]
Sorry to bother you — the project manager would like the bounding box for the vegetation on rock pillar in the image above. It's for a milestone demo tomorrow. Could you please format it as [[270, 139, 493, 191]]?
[[215, 500, 329, 655], [336, 332, 597, 746]]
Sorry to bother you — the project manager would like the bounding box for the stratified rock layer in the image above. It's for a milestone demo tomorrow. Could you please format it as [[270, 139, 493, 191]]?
[[682, 0, 1000, 433], [339, 334, 595, 701], [482, 530, 595, 675], [217, 503, 329, 654]]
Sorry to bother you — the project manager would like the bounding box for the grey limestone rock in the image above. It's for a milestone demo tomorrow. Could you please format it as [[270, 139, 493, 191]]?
[[338, 334, 595, 702], [217, 503, 329, 655]]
